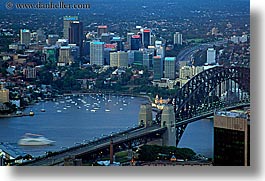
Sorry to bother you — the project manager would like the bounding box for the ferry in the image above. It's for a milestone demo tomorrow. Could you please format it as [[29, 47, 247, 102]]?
[[29, 110, 34, 116], [18, 133, 55, 146]]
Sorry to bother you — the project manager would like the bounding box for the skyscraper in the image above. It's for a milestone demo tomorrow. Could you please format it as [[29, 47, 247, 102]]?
[[142, 29, 151, 48], [111, 37, 123, 51], [58, 46, 73, 66], [143, 52, 153, 70], [69, 21, 83, 57], [153, 56, 163, 80], [174, 32, 183, 45], [110, 51, 128, 68], [207, 48, 216, 64], [164, 57, 176, 80], [97, 26, 108, 38], [20, 29, 31, 45], [214, 110, 250, 166], [131, 35, 141, 50], [90, 41, 105, 65], [63, 16, 79, 39], [36, 28, 46, 43]]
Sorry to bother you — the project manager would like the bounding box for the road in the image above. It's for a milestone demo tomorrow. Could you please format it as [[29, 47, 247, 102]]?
[[22, 125, 166, 166], [177, 39, 228, 64]]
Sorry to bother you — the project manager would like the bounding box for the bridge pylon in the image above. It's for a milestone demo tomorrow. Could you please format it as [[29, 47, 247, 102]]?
[[138, 103, 153, 127], [161, 105, 176, 147]]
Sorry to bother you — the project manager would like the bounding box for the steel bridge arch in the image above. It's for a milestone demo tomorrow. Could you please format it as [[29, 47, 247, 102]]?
[[173, 66, 250, 145]]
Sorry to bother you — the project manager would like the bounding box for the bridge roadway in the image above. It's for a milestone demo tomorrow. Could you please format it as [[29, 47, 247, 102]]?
[[21, 125, 166, 166], [175, 102, 250, 127]]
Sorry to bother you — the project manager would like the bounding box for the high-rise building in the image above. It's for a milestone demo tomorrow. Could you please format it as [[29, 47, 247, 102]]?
[[142, 29, 151, 48], [97, 26, 108, 38], [36, 29, 46, 43], [58, 46, 73, 66], [164, 57, 176, 80], [127, 33, 134, 49], [90, 41, 104, 65], [153, 56, 163, 80], [214, 110, 250, 166], [111, 37, 123, 51], [133, 51, 143, 65], [47, 34, 59, 45], [143, 52, 153, 70], [69, 21, 83, 56], [131, 35, 141, 50], [101, 33, 110, 44], [207, 48, 216, 64], [174, 32, 183, 45], [63, 16, 79, 39], [20, 29, 31, 45], [110, 51, 128, 67], [0, 83, 9, 104]]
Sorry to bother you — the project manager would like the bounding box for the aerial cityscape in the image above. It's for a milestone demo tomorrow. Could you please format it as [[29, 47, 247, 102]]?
[[0, 0, 250, 166]]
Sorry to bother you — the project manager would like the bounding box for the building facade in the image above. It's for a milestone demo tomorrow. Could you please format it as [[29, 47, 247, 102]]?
[[20, 29, 31, 45], [207, 48, 216, 65], [153, 56, 163, 80], [164, 57, 176, 80], [214, 110, 250, 166], [90, 41, 105, 65], [63, 16, 78, 39], [174, 32, 183, 45]]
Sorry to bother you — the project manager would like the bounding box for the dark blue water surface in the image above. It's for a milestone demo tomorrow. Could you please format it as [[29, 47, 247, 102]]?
[[0, 94, 213, 158]]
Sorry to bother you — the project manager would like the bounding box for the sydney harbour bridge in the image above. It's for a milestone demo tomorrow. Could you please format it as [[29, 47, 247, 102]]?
[[20, 66, 250, 166]]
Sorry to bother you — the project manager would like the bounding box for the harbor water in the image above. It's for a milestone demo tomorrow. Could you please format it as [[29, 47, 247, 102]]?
[[0, 94, 213, 158]]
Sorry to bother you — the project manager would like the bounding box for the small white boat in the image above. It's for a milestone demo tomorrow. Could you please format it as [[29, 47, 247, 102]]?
[[18, 133, 55, 146], [90, 109, 96, 112], [57, 110, 62, 113], [105, 109, 110, 112]]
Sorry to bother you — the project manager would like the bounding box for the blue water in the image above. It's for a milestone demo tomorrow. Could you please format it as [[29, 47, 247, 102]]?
[[0, 94, 213, 158]]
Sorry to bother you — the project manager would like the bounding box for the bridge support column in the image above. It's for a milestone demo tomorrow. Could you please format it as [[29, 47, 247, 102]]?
[[161, 105, 176, 147], [138, 104, 153, 127]]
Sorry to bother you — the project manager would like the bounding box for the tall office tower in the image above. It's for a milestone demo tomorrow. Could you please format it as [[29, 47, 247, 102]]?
[[142, 29, 151, 48], [63, 16, 79, 39], [20, 29, 31, 45], [83, 41, 91, 57], [153, 56, 163, 80], [0, 82, 9, 103], [101, 33, 110, 44], [127, 32, 134, 49], [104, 44, 117, 65], [110, 51, 128, 68], [131, 35, 141, 50], [155, 41, 165, 59], [90, 41, 104, 65], [58, 46, 73, 66], [111, 37, 123, 51], [69, 21, 83, 56], [214, 110, 250, 166], [164, 57, 176, 80], [133, 51, 144, 65], [207, 48, 216, 64], [97, 25, 108, 38], [143, 52, 153, 70], [48, 34, 59, 45], [173, 32, 183, 45], [36, 29, 46, 43]]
